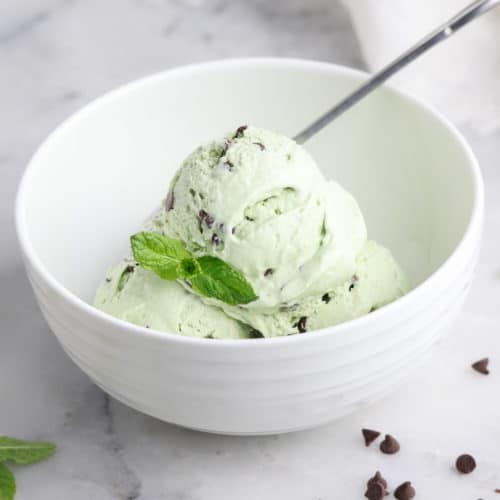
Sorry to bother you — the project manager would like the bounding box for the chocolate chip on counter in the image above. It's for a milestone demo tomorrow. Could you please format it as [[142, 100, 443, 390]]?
[[295, 316, 307, 333], [380, 434, 400, 454], [165, 191, 175, 211], [253, 142, 265, 151], [472, 358, 489, 375], [362, 429, 381, 447], [321, 293, 331, 304], [264, 268, 274, 277], [365, 481, 385, 500], [456, 454, 476, 474], [211, 233, 221, 246], [234, 125, 247, 138], [394, 481, 415, 500], [367, 471, 388, 490], [199, 209, 215, 228]]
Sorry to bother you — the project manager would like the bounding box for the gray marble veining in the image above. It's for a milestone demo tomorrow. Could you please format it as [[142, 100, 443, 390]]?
[[1, 1, 500, 499]]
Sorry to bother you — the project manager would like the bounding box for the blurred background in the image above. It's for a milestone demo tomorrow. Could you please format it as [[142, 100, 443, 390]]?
[[1, 1, 499, 498]]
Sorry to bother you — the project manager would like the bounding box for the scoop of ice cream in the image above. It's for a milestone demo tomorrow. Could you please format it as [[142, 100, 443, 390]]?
[[159, 126, 366, 309], [94, 260, 250, 339], [216, 240, 410, 337]]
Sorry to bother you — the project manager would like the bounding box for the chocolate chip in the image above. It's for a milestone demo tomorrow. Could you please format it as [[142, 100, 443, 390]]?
[[234, 125, 247, 138], [218, 223, 225, 232], [125, 265, 135, 273], [264, 268, 274, 277], [105, 277, 112, 283], [362, 429, 381, 447], [394, 481, 415, 500], [231, 226, 236, 234], [365, 481, 385, 500], [349, 283, 355, 292], [245, 215, 255, 221], [199, 209, 214, 228], [253, 142, 265, 151], [224, 160, 234, 171], [380, 434, 400, 454], [456, 454, 476, 474], [495, 488, 500, 493], [295, 316, 307, 333], [472, 358, 489, 375], [367, 471, 387, 490], [321, 293, 331, 304], [211, 233, 221, 246], [165, 191, 175, 211]]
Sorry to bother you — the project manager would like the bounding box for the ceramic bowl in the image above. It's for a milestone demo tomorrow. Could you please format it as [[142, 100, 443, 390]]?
[[16, 59, 483, 435]]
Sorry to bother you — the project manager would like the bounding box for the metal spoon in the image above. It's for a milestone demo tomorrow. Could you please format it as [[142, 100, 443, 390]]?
[[293, 0, 500, 144]]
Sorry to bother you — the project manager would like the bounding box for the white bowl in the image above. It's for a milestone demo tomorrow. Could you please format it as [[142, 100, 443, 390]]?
[[16, 58, 483, 435]]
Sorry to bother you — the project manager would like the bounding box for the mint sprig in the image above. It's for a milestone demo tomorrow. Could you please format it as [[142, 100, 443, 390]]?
[[0, 464, 15, 500], [131, 232, 258, 305], [0, 436, 56, 500]]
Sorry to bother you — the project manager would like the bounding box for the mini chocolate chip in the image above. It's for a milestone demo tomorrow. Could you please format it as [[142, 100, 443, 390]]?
[[456, 454, 476, 474], [365, 481, 385, 500], [380, 434, 400, 454], [165, 191, 175, 211], [105, 277, 112, 283], [367, 471, 387, 490], [253, 142, 265, 151], [245, 216, 255, 221], [295, 316, 307, 333], [211, 233, 221, 246], [321, 293, 331, 304], [264, 268, 274, 277], [199, 209, 214, 228], [394, 481, 415, 500], [234, 125, 247, 138], [231, 226, 236, 234], [224, 160, 234, 171], [472, 358, 489, 375], [125, 265, 135, 273], [349, 283, 355, 292], [362, 429, 381, 447], [218, 223, 225, 232]]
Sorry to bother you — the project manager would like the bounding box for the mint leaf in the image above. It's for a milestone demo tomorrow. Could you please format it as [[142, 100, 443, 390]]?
[[0, 464, 15, 500], [191, 256, 258, 305], [0, 437, 56, 465], [131, 232, 190, 280]]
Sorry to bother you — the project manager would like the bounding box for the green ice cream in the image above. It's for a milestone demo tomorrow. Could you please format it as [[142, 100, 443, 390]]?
[[95, 260, 250, 339], [94, 126, 410, 338]]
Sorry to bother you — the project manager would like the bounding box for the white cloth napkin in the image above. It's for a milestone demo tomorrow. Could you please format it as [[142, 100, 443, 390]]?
[[342, 0, 500, 133]]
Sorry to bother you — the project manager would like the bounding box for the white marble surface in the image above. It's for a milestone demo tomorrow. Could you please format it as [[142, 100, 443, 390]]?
[[1, 1, 499, 498]]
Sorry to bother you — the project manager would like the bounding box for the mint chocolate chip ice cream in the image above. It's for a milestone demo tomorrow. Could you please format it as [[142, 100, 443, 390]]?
[[94, 126, 409, 338]]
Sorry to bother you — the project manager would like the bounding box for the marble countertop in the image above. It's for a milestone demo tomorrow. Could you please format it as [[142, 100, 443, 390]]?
[[1, 1, 499, 498]]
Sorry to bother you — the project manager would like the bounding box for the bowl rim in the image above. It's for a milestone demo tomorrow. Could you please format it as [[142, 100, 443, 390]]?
[[15, 57, 484, 347]]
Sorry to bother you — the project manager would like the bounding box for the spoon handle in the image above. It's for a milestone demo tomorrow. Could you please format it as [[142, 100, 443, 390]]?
[[293, 0, 500, 144]]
